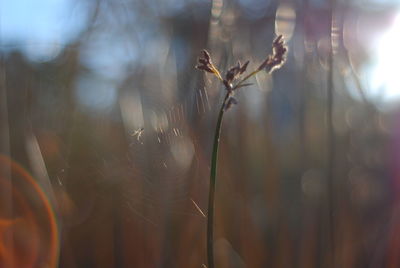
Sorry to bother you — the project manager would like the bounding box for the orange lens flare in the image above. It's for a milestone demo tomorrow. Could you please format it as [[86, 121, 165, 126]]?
[[0, 155, 59, 268]]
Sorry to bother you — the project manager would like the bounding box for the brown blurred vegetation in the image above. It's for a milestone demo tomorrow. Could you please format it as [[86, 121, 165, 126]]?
[[1, 0, 400, 267]]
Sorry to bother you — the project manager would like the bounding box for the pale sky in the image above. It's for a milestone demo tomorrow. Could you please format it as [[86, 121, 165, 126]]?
[[0, 0, 86, 59]]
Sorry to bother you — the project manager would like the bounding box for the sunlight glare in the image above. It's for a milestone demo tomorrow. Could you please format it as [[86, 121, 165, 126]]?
[[370, 14, 400, 103]]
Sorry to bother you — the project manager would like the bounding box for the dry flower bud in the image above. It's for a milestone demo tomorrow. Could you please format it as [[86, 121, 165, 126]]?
[[202, 50, 211, 61], [225, 60, 250, 84], [258, 35, 288, 73], [196, 35, 287, 101], [196, 64, 214, 73], [240, 61, 250, 74], [196, 49, 223, 80], [196, 50, 213, 71]]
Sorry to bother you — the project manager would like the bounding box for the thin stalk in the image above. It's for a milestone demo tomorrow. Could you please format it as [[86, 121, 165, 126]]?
[[327, 7, 336, 267], [201, 35, 287, 268], [232, 70, 261, 90], [207, 91, 230, 268]]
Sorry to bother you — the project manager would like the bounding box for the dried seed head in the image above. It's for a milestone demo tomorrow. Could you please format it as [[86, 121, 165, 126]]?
[[196, 64, 214, 74], [196, 50, 223, 80], [225, 60, 250, 84], [202, 50, 211, 61], [240, 61, 250, 74], [196, 50, 215, 73], [196, 35, 287, 114], [258, 35, 288, 73]]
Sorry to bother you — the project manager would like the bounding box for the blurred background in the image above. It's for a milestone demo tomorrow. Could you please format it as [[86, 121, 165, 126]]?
[[1, 0, 400, 267]]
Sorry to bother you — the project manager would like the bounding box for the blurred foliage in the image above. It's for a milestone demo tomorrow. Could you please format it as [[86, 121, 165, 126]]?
[[1, 0, 400, 267]]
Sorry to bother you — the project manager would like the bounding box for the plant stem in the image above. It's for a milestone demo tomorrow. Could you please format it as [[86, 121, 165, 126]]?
[[207, 70, 259, 268], [327, 14, 336, 268], [207, 91, 230, 268], [326, 0, 337, 265], [233, 70, 261, 90]]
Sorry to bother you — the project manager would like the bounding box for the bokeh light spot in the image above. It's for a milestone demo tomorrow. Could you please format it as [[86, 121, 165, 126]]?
[[275, 3, 296, 41], [75, 75, 118, 112]]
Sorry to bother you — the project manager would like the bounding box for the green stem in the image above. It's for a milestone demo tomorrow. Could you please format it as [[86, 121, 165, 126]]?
[[207, 92, 230, 268]]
